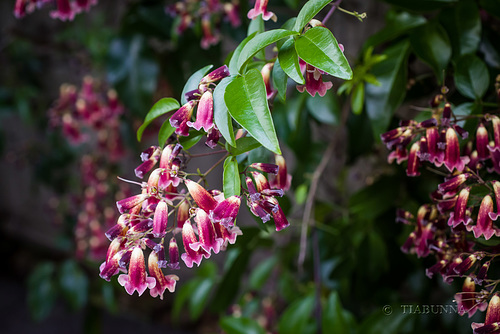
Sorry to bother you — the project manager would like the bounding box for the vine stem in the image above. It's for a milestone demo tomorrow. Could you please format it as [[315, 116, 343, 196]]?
[[322, 0, 342, 25]]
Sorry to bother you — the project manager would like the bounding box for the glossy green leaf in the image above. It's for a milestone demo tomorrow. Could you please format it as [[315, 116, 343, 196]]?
[[295, 26, 352, 80], [278, 294, 316, 334], [136, 97, 180, 142], [439, 0, 480, 59], [272, 59, 288, 101], [181, 65, 213, 105], [293, 0, 333, 32], [454, 54, 490, 100], [225, 69, 281, 154], [365, 40, 410, 138], [322, 292, 351, 333], [229, 32, 258, 75], [249, 256, 277, 290], [158, 120, 175, 147], [305, 92, 340, 125], [223, 156, 241, 198], [213, 77, 236, 147], [351, 83, 365, 115], [278, 38, 305, 84], [27, 262, 58, 321], [247, 15, 266, 61], [228, 137, 262, 156], [410, 22, 451, 84], [179, 130, 204, 150], [188, 277, 213, 319], [220, 317, 266, 334], [59, 260, 88, 311], [237, 30, 299, 72]]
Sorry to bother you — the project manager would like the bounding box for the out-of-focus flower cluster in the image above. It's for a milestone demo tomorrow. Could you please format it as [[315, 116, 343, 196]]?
[[166, 0, 242, 49], [99, 65, 291, 298], [49, 76, 130, 261], [14, 0, 97, 21], [383, 78, 500, 333]]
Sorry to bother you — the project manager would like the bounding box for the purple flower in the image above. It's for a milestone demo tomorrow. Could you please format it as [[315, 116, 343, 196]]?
[[50, 0, 75, 21], [476, 123, 490, 160], [455, 277, 487, 318], [199, 65, 230, 86], [180, 220, 207, 268], [406, 141, 421, 177], [469, 195, 500, 240], [471, 293, 500, 334], [168, 237, 180, 270], [444, 128, 470, 172], [187, 91, 214, 132], [190, 208, 223, 255], [185, 179, 219, 212], [152, 201, 169, 238], [247, 0, 276, 22], [117, 247, 156, 296], [448, 187, 473, 228], [210, 196, 241, 228], [170, 101, 196, 136], [269, 155, 291, 191], [297, 63, 333, 97], [116, 194, 148, 214]]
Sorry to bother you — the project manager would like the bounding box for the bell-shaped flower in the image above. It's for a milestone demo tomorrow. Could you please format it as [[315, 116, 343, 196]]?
[[199, 65, 230, 86], [190, 208, 223, 255], [455, 277, 487, 318], [214, 222, 241, 250], [438, 173, 470, 194], [117, 247, 156, 296], [187, 91, 214, 132], [148, 251, 178, 300], [206, 126, 221, 148], [247, 0, 277, 21], [444, 128, 470, 172], [261, 63, 276, 99], [426, 127, 444, 166], [50, 0, 75, 21], [448, 187, 473, 227], [170, 101, 196, 136], [476, 261, 491, 285], [469, 195, 500, 240], [152, 201, 169, 238], [297, 63, 333, 97], [271, 204, 290, 231], [250, 163, 279, 175], [476, 123, 490, 160], [388, 145, 409, 165], [116, 194, 148, 214], [185, 179, 218, 212], [168, 237, 180, 269], [200, 15, 220, 49], [210, 196, 241, 228], [180, 220, 207, 268], [406, 141, 421, 177], [99, 237, 126, 281], [471, 293, 500, 334], [269, 155, 291, 191], [135, 146, 161, 178]]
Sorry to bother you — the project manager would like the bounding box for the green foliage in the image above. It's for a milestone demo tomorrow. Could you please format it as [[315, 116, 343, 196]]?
[[223, 156, 241, 197], [136, 97, 180, 142]]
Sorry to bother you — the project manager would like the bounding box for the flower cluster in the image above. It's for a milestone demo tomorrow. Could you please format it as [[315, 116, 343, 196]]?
[[49, 76, 128, 260], [166, 0, 241, 49], [99, 65, 291, 297], [14, 0, 97, 21], [382, 90, 500, 331]]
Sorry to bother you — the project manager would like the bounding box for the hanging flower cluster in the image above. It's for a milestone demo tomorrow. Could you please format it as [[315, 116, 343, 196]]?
[[49, 76, 129, 260], [382, 85, 500, 331], [99, 65, 292, 298], [166, 0, 242, 49], [14, 0, 97, 21]]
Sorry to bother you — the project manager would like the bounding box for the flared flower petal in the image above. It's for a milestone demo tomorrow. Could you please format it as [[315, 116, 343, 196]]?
[[272, 205, 290, 231], [135, 146, 161, 178], [148, 251, 179, 299], [210, 196, 241, 228], [185, 179, 218, 212], [444, 128, 470, 172], [180, 221, 207, 268], [297, 64, 333, 97], [117, 247, 156, 296], [170, 101, 196, 136], [50, 0, 75, 21], [448, 187, 472, 228], [455, 277, 487, 318], [116, 194, 148, 214], [470, 195, 500, 240], [187, 91, 214, 132], [190, 208, 223, 255], [472, 293, 500, 334], [269, 155, 291, 191], [247, 0, 277, 21]]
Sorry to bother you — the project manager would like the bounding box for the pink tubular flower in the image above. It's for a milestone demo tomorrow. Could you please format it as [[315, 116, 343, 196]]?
[[297, 63, 333, 97], [476, 123, 490, 160], [190, 208, 223, 255], [448, 187, 472, 228], [214, 222, 241, 249], [168, 237, 180, 269], [117, 247, 156, 296], [135, 146, 161, 178], [406, 141, 421, 177], [50, 0, 75, 21], [269, 155, 292, 191], [116, 194, 148, 214], [187, 90, 214, 132], [201, 15, 220, 49], [185, 179, 219, 212], [148, 251, 178, 299], [180, 220, 207, 268], [170, 101, 196, 136], [210, 196, 241, 228], [261, 63, 276, 100], [444, 128, 470, 173], [199, 65, 230, 86], [152, 201, 168, 238], [455, 277, 487, 318], [469, 195, 500, 240], [472, 293, 500, 334], [247, 0, 276, 22]]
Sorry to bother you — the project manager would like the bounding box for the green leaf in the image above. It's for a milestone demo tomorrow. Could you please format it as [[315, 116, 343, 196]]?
[[410, 22, 451, 84], [189, 277, 214, 320], [454, 54, 490, 100], [237, 30, 299, 73], [305, 92, 340, 125], [136, 97, 180, 142], [351, 83, 365, 115], [248, 13, 265, 35], [179, 130, 204, 150], [27, 262, 58, 321], [293, 0, 333, 32], [249, 256, 277, 290], [278, 294, 316, 334], [295, 26, 352, 80], [220, 317, 266, 334], [225, 69, 281, 154], [278, 38, 305, 84], [365, 40, 410, 138], [59, 260, 88, 311], [439, 0, 481, 59], [229, 32, 258, 75], [228, 137, 262, 156], [158, 120, 175, 147], [223, 156, 241, 198], [213, 77, 237, 147], [181, 65, 213, 105], [273, 59, 288, 101], [322, 292, 351, 333]]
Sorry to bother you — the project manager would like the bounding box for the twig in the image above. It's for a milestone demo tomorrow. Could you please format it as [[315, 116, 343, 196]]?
[[322, 0, 342, 25]]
